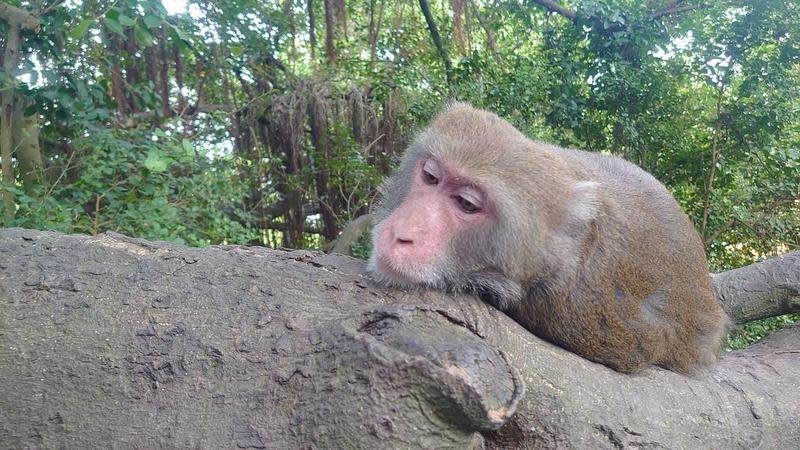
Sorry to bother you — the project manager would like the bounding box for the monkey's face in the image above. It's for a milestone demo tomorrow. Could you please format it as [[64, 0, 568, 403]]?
[[368, 157, 493, 289], [367, 103, 555, 306]]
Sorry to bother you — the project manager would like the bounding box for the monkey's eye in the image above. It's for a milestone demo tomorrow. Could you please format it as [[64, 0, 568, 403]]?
[[455, 192, 482, 214], [422, 160, 440, 185], [423, 170, 439, 185]]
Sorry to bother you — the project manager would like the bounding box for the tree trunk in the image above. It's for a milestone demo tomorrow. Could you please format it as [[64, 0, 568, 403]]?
[[13, 109, 43, 195], [307, 0, 317, 61], [307, 87, 341, 241], [0, 23, 20, 224], [702, 88, 724, 243], [266, 93, 307, 247], [173, 43, 187, 116], [472, 2, 499, 61], [108, 30, 131, 116], [0, 228, 798, 448], [378, 91, 404, 174], [158, 29, 172, 119], [0, 0, 42, 222], [452, 0, 465, 55], [418, 0, 454, 87], [713, 251, 800, 322], [367, 0, 386, 70], [323, 0, 336, 64]]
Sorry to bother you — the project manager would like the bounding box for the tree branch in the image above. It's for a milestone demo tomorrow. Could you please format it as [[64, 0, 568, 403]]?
[[0, 2, 40, 30], [648, 2, 710, 21], [330, 212, 372, 255], [714, 251, 800, 323], [1, 230, 798, 448], [527, 0, 710, 31], [418, 0, 454, 86], [528, 0, 576, 21]]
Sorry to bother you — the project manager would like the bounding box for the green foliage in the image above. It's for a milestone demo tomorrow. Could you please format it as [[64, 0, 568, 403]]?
[[13, 125, 256, 247], [726, 314, 800, 350], [349, 232, 373, 261]]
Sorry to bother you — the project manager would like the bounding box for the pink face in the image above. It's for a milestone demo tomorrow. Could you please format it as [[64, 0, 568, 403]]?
[[373, 158, 491, 285]]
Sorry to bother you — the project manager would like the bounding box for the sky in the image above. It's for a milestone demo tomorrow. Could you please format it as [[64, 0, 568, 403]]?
[[162, 0, 187, 15]]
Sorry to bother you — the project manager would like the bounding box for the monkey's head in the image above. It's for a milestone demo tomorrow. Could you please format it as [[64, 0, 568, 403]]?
[[368, 103, 585, 310]]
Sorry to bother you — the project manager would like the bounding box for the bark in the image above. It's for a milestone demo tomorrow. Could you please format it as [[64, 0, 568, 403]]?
[[529, 0, 577, 21], [528, 0, 712, 31], [367, 0, 385, 70], [283, 0, 297, 65], [108, 31, 130, 116], [144, 46, 159, 125], [158, 30, 172, 119], [266, 93, 306, 247], [307, 88, 340, 241], [378, 91, 403, 174], [0, 2, 40, 29], [124, 29, 140, 88], [714, 251, 800, 324], [334, 0, 347, 39], [648, 2, 712, 21], [173, 43, 186, 115], [0, 229, 798, 448], [216, 43, 242, 154], [452, 0, 465, 55], [307, 0, 317, 61], [323, 0, 336, 64], [144, 46, 158, 85], [122, 28, 142, 115]]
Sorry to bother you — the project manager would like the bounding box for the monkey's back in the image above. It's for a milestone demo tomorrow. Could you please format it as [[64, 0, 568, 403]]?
[[528, 144, 729, 373]]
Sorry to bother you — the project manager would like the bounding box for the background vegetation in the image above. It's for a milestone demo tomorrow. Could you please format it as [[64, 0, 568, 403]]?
[[1, 0, 798, 345]]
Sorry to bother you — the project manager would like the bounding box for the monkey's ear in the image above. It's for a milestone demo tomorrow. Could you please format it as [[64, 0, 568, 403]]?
[[569, 180, 601, 223], [443, 100, 472, 112]]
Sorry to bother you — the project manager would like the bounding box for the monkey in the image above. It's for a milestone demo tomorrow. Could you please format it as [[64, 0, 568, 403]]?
[[367, 103, 729, 374]]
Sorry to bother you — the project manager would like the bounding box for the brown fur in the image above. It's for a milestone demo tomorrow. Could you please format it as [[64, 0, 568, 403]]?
[[369, 103, 729, 373]]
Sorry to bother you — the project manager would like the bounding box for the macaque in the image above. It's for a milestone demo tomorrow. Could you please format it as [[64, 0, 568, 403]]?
[[368, 103, 728, 373]]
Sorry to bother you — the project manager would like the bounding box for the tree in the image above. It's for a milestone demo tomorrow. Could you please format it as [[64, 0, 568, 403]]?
[[0, 3, 42, 221], [1, 229, 798, 448]]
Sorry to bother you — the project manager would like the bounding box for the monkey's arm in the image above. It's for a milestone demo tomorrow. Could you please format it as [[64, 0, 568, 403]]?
[[329, 212, 372, 255], [1, 229, 797, 449]]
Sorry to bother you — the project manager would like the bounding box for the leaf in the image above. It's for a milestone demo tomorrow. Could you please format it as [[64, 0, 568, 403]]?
[[230, 46, 244, 57], [144, 150, 170, 172], [143, 14, 162, 28], [118, 15, 136, 27], [24, 104, 39, 116], [181, 139, 194, 155], [168, 25, 192, 47], [74, 80, 90, 103], [104, 17, 124, 36], [71, 19, 95, 39], [134, 23, 155, 47], [106, 7, 120, 21]]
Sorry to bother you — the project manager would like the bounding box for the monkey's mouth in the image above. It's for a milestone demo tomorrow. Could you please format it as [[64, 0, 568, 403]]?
[[376, 257, 415, 282], [374, 255, 436, 286]]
